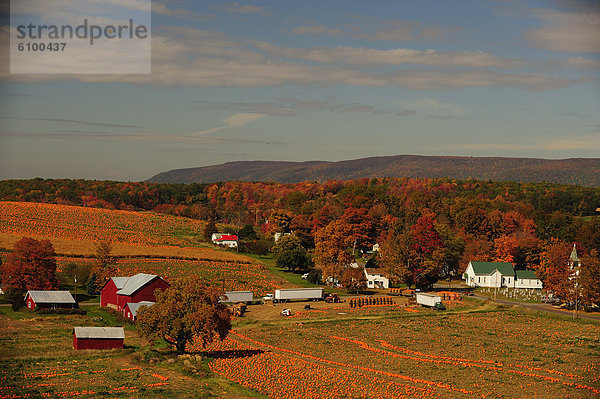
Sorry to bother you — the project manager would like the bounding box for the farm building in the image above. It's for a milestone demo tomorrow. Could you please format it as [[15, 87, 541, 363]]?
[[100, 273, 169, 311], [463, 261, 515, 288], [73, 327, 124, 350], [211, 233, 238, 248], [364, 268, 390, 289], [514, 270, 543, 289], [25, 290, 76, 310], [123, 301, 155, 321]]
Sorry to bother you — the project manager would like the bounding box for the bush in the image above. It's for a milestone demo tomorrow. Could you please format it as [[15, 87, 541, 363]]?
[[241, 239, 272, 255], [37, 308, 87, 315], [307, 269, 322, 285]]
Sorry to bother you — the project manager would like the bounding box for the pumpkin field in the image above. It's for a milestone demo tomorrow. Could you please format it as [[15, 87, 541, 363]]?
[[56, 257, 292, 296], [205, 309, 600, 399]]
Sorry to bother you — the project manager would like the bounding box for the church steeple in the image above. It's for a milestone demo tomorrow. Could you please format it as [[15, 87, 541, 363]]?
[[569, 243, 579, 265]]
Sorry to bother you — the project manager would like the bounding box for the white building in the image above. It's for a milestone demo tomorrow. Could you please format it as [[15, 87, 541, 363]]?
[[463, 261, 515, 288], [211, 233, 238, 248], [464, 261, 542, 289], [514, 270, 543, 289], [364, 268, 389, 289]]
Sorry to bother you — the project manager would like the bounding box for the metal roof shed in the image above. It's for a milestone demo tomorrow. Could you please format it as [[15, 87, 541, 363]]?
[[73, 327, 125, 350]]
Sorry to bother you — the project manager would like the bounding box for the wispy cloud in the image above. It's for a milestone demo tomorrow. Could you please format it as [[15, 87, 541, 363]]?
[[194, 112, 266, 135], [565, 57, 600, 68], [203, 97, 393, 116], [218, 2, 268, 15], [291, 25, 344, 37], [0, 129, 269, 144], [0, 26, 591, 91], [399, 98, 469, 119], [526, 7, 600, 53], [253, 41, 525, 68], [0, 115, 142, 128], [444, 134, 600, 152]]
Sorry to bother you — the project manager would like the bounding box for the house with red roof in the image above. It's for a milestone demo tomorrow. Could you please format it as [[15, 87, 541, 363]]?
[[100, 273, 169, 311], [211, 233, 238, 248]]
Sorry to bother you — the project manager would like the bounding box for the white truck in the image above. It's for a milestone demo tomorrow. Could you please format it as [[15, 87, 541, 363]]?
[[221, 291, 254, 303], [274, 288, 325, 302], [416, 292, 445, 310]]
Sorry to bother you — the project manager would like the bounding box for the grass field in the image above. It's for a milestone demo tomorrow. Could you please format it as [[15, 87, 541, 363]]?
[[0, 308, 265, 399]]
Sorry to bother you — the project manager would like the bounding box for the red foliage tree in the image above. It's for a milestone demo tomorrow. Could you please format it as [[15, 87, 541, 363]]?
[[536, 239, 571, 298], [0, 237, 59, 291]]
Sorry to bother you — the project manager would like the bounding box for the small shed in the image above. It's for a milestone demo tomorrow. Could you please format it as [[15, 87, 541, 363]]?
[[25, 290, 76, 310], [123, 301, 155, 321], [73, 327, 125, 350]]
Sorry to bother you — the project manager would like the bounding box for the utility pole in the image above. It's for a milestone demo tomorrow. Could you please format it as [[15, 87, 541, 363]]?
[[74, 275, 78, 305]]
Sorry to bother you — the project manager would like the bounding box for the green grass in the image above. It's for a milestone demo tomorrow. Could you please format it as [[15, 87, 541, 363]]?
[[243, 253, 364, 295], [0, 309, 265, 398]]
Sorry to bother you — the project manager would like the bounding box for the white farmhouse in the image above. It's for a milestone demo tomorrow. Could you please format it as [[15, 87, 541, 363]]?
[[514, 270, 543, 289], [463, 261, 515, 288], [211, 233, 238, 248], [364, 268, 389, 289]]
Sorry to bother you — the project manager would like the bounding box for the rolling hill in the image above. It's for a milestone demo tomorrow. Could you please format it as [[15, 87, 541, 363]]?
[[148, 155, 600, 187]]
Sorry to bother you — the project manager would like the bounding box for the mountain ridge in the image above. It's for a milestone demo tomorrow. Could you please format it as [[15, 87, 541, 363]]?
[[147, 155, 600, 187]]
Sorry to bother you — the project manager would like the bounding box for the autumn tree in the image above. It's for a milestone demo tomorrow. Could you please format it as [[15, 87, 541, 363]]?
[[203, 218, 218, 242], [136, 276, 231, 354], [0, 237, 59, 291], [64, 262, 91, 286], [272, 235, 311, 271], [340, 266, 366, 293], [95, 241, 116, 279], [314, 219, 354, 283], [536, 239, 571, 298], [580, 250, 600, 308]]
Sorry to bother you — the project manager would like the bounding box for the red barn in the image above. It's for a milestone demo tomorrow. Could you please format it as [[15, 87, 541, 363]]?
[[25, 290, 76, 310], [73, 327, 124, 350], [100, 273, 170, 311], [123, 301, 154, 321]]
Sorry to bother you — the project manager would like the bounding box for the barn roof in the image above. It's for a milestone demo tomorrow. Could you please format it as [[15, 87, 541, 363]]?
[[73, 327, 125, 339], [116, 273, 159, 296], [124, 301, 155, 317], [516, 270, 539, 280], [111, 277, 130, 290], [26, 290, 75, 304], [469, 261, 515, 276]]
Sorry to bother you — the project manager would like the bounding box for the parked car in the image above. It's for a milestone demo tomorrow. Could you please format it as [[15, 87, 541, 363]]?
[[301, 273, 309, 279], [281, 309, 292, 317]]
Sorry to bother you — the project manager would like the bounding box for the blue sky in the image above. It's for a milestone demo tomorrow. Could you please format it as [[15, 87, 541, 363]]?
[[1, 0, 599, 181]]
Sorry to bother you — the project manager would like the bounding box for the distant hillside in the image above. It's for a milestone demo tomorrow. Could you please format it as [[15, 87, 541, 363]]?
[[148, 155, 600, 187]]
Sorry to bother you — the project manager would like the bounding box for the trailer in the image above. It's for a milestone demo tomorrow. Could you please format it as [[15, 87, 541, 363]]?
[[221, 291, 254, 303], [416, 292, 445, 310], [274, 288, 324, 302]]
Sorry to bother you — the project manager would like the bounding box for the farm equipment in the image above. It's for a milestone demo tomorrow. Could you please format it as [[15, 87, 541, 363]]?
[[230, 303, 247, 317], [325, 293, 341, 303]]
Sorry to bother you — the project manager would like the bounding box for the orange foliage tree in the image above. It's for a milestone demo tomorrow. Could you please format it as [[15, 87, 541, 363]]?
[[0, 237, 59, 291], [136, 276, 231, 354]]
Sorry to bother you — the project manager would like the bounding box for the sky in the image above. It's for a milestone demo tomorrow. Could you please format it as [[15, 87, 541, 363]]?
[[0, 0, 599, 181]]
